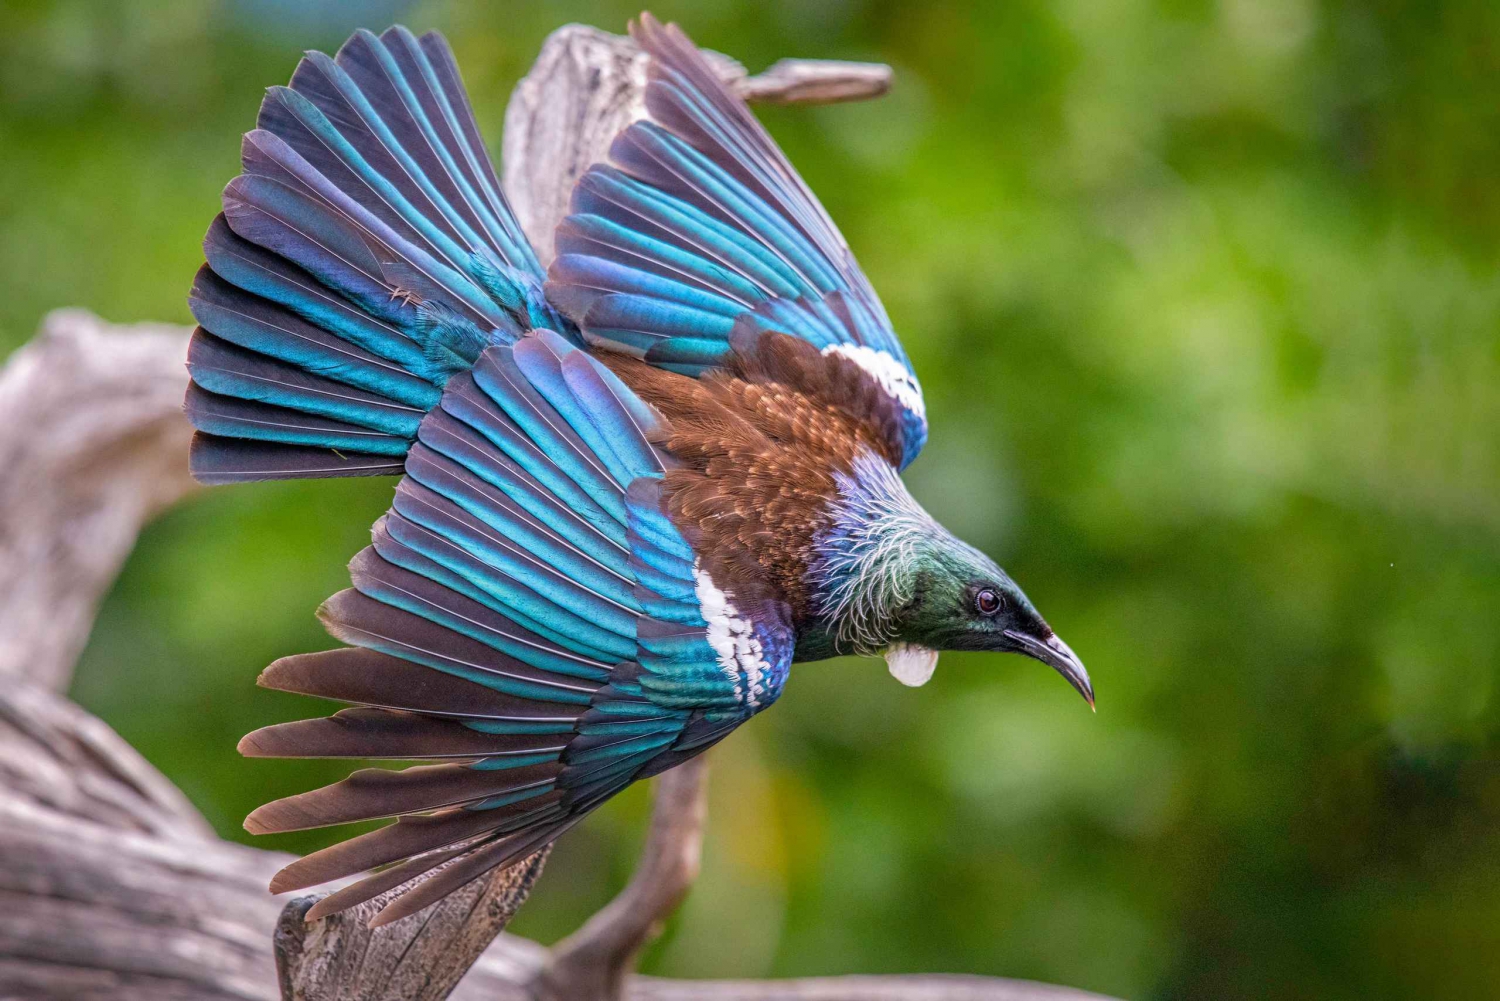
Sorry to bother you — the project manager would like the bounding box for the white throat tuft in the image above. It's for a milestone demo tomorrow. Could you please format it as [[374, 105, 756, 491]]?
[[885, 643, 939, 687]]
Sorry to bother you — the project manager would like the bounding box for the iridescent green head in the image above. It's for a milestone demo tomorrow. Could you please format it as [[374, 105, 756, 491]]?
[[810, 450, 1093, 705]]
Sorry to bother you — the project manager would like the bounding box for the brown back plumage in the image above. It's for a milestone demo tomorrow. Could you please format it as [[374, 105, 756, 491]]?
[[603, 332, 905, 619]]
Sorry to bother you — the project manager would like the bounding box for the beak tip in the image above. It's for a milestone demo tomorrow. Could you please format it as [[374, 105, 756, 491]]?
[[1006, 628, 1093, 712]]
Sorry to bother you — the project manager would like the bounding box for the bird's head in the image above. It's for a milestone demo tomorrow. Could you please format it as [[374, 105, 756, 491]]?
[[812, 450, 1092, 707], [883, 537, 1093, 708]]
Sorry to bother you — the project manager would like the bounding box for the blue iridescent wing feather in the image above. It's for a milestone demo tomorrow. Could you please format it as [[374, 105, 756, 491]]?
[[186, 27, 574, 484], [544, 15, 928, 466], [243, 332, 793, 925]]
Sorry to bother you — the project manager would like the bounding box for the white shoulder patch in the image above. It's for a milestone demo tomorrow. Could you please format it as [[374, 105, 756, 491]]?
[[822, 343, 926, 421], [885, 643, 939, 687], [693, 563, 770, 709]]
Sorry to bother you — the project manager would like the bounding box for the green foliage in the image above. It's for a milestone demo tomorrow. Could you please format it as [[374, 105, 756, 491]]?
[[5, 1, 1499, 997]]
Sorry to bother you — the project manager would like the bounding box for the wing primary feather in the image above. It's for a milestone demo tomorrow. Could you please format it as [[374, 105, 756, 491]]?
[[238, 709, 569, 760], [272, 790, 566, 893], [244, 759, 560, 834], [257, 647, 582, 723]]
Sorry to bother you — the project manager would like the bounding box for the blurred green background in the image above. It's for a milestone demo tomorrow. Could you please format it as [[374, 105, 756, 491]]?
[[3, 0, 1499, 998]]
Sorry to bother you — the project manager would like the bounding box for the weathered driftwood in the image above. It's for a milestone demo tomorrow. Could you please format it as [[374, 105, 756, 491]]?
[[273, 852, 550, 1001], [0, 667, 288, 1000], [501, 24, 649, 266], [735, 58, 893, 105], [0, 20, 1119, 1001], [0, 309, 195, 692]]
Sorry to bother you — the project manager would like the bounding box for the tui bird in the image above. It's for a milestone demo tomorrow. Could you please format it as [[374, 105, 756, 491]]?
[[185, 14, 1093, 926]]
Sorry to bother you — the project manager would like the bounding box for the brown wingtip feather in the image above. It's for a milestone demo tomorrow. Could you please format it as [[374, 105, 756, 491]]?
[[237, 725, 280, 757], [269, 866, 305, 896], [235, 708, 566, 761], [241, 760, 562, 834], [301, 839, 477, 922], [255, 644, 587, 723], [244, 803, 283, 836], [264, 791, 567, 895]]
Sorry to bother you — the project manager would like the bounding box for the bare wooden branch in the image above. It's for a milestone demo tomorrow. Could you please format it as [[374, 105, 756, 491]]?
[[536, 757, 710, 1001], [0, 309, 194, 692], [0, 681, 288, 1001], [734, 59, 893, 105], [502, 24, 647, 266], [0, 677, 209, 841]]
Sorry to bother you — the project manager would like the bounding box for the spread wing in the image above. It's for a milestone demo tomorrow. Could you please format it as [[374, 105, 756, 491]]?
[[185, 27, 575, 484], [240, 331, 792, 925], [544, 14, 928, 468]]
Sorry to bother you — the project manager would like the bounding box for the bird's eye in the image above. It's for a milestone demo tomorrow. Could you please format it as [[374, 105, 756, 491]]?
[[974, 588, 1002, 616]]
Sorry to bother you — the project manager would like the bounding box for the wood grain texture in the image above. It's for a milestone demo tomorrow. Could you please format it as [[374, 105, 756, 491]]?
[[502, 24, 650, 266], [0, 680, 290, 1001], [736, 58, 893, 104]]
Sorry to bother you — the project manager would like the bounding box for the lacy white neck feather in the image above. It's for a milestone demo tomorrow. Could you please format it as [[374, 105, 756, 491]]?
[[810, 449, 939, 658]]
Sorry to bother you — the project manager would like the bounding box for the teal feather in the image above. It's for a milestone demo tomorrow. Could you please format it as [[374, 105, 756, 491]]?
[[416, 409, 633, 577], [184, 385, 413, 456], [188, 333, 424, 438], [188, 26, 570, 483], [189, 267, 439, 409], [201, 220, 431, 374], [436, 371, 629, 546], [405, 448, 636, 604], [471, 350, 629, 526]]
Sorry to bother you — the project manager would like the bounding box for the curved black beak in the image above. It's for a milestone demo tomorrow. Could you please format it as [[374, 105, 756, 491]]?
[[1004, 629, 1094, 710]]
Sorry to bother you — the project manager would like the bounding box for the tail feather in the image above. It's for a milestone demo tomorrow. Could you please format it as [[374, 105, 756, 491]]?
[[188, 435, 404, 483], [203, 217, 431, 375], [185, 384, 412, 457], [188, 332, 425, 438], [284, 30, 533, 275], [236, 128, 512, 331], [189, 265, 439, 409]]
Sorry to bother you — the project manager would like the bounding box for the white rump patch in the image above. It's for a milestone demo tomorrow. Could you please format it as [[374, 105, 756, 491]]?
[[693, 563, 769, 709], [885, 643, 939, 687], [822, 344, 926, 421]]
